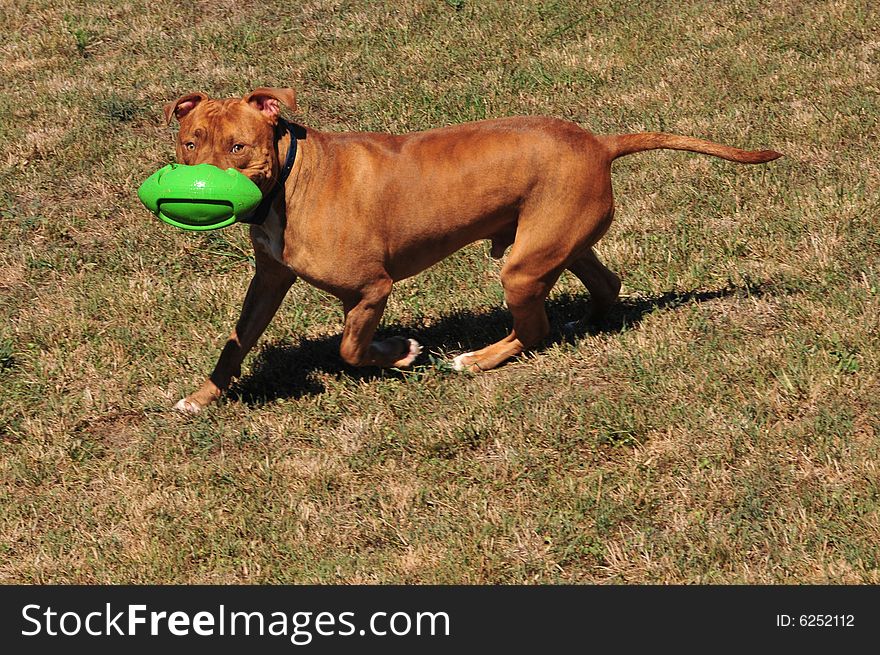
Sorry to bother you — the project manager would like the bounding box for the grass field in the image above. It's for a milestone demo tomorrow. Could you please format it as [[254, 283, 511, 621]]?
[[1, 0, 878, 583]]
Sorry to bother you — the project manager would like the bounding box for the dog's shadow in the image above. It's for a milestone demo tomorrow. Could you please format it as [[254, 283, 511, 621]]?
[[227, 281, 769, 405]]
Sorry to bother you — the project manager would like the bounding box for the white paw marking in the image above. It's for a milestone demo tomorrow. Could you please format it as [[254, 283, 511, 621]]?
[[452, 352, 475, 371], [394, 338, 422, 367], [174, 398, 202, 415]]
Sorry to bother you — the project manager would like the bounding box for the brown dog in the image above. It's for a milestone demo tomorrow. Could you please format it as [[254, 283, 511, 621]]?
[[164, 87, 781, 414]]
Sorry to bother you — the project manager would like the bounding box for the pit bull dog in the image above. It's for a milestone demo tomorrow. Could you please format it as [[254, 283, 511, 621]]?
[[164, 87, 781, 414]]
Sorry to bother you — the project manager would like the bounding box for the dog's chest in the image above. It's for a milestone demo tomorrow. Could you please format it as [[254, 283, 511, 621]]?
[[249, 205, 286, 265]]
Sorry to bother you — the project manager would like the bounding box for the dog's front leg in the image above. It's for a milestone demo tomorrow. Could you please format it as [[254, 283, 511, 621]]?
[[174, 250, 296, 414], [337, 280, 421, 369]]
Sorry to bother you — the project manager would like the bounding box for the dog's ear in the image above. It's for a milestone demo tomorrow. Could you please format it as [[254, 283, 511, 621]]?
[[163, 92, 208, 125], [244, 87, 297, 122]]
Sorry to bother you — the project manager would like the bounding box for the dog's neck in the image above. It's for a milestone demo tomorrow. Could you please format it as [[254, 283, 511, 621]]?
[[240, 118, 299, 225]]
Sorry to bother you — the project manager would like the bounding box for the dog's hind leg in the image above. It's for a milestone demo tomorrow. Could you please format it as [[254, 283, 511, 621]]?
[[453, 181, 615, 371], [567, 247, 621, 323], [338, 279, 422, 369], [453, 236, 564, 372]]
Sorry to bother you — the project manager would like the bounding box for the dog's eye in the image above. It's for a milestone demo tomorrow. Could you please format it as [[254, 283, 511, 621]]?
[[184, 142, 196, 151], [231, 143, 246, 154]]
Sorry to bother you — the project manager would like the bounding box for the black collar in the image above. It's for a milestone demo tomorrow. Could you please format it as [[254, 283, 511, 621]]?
[[239, 118, 298, 225]]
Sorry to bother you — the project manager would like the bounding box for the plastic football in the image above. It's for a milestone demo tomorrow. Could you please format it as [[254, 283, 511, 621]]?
[[137, 163, 263, 231]]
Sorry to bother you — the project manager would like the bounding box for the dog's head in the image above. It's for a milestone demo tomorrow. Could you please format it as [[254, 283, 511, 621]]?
[[163, 87, 297, 193]]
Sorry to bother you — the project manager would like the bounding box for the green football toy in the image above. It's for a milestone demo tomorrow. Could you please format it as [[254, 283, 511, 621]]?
[[137, 163, 263, 231]]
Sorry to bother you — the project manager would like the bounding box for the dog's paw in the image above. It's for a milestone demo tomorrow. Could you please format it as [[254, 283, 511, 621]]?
[[174, 397, 203, 416], [392, 338, 422, 368], [451, 352, 476, 372]]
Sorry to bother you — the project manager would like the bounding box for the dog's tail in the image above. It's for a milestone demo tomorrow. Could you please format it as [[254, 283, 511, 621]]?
[[598, 132, 782, 164]]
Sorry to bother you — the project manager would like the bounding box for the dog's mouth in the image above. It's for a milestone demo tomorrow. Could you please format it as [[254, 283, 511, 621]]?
[[245, 171, 272, 193], [229, 166, 281, 199]]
